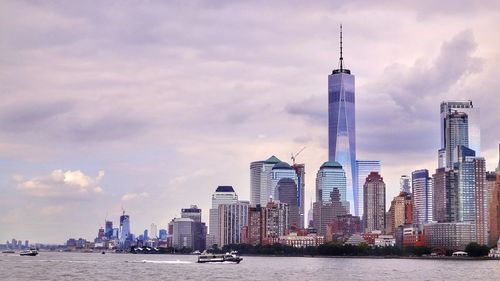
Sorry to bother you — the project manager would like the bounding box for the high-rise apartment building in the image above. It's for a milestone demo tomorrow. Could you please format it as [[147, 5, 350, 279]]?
[[412, 169, 433, 225], [355, 160, 381, 217], [363, 172, 386, 233], [209, 186, 238, 246], [328, 26, 356, 214], [487, 171, 499, 246], [438, 101, 480, 169], [432, 168, 459, 223], [218, 202, 249, 247], [265, 201, 290, 239], [387, 192, 412, 235]]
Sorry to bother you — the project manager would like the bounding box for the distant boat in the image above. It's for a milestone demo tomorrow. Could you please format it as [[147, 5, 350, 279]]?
[[19, 249, 38, 256], [2, 250, 15, 254], [197, 251, 242, 264]]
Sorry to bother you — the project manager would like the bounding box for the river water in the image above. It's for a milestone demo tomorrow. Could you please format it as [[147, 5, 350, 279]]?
[[1, 252, 498, 280]]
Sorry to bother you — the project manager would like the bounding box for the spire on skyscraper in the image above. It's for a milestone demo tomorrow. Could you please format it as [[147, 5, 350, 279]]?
[[339, 24, 343, 71], [333, 24, 350, 74]]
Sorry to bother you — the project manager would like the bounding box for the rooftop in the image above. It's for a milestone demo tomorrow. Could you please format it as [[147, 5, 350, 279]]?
[[272, 161, 293, 170], [320, 161, 343, 169], [265, 155, 281, 164], [215, 186, 235, 193]]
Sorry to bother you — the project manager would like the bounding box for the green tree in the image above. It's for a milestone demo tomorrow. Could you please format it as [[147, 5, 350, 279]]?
[[464, 242, 490, 257]]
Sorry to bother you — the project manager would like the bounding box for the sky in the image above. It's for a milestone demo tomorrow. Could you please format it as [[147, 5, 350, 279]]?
[[1, 0, 499, 244]]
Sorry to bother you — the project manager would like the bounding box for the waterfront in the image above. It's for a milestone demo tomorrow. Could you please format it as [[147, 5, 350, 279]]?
[[1, 252, 499, 281]]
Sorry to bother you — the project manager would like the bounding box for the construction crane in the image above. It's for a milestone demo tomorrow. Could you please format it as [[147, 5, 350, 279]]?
[[291, 146, 306, 165]]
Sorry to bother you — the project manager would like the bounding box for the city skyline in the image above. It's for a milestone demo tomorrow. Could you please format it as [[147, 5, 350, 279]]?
[[1, 1, 499, 243]]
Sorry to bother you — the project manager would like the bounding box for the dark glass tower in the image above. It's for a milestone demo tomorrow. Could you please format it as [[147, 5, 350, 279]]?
[[328, 25, 356, 214]]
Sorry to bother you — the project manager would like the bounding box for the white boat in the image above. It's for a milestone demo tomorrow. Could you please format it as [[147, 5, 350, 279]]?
[[197, 251, 242, 264], [19, 249, 38, 256]]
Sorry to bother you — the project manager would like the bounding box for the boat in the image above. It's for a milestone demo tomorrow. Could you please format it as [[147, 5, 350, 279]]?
[[197, 251, 242, 264], [19, 249, 38, 256], [2, 250, 15, 254]]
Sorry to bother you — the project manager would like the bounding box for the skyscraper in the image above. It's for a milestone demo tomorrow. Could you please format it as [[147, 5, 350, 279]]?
[[250, 156, 281, 207], [355, 160, 381, 217], [105, 220, 113, 239], [387, 192, 412, 235], [432, 168, 459, 223], [400, 175, 411, 194], [438, 101, 480, 169], [119, 210, 131, 246], [363, 172, 386, 233], [412, 169, 433, 225], [181, 205, 202, 222], [209, 186, 238, 246], [316, 161, 348, 210], [218, 202, 249, 247], [456, 147, 488, 244], [328, 25, 356, 215]]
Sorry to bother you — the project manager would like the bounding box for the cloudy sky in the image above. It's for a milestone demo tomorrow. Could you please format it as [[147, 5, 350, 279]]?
[[1, 1, 499, 244]]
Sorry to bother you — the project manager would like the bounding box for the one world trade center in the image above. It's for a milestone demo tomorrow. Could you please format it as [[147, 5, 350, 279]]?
[[328, 25, 356, 214]]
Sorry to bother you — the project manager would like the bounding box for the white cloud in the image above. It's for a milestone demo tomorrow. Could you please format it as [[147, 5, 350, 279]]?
[[16, 170, 104, 198], [121, 192, 149, 201]]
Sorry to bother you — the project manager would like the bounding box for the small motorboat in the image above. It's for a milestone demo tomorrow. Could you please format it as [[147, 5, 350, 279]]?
[[2, 250, 15, 254], [19, 249, 38, 256]]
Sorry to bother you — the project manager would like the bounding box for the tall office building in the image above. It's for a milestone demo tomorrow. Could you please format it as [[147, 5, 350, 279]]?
[[363, 172, 386, 233], [105, 220, 113, 239], [218, 202, 249, 247], [328, 25, 356, 214], [250, 156, 281, 207], [150, 223, 158, 239], [209, 186, 238, 246], [316, 161, 348, 207], [412, 169, 433, 225], [355, 160, 381, 217], [438, 101, 480, 169], [400, 175, 411, 194], [119, 211, 131, 246], [292, 163, 306, 229], [269, 162, 298, 201], [313, 188, 348, 236], [171, 218, 206, 251], [181, 205, 202, 222]]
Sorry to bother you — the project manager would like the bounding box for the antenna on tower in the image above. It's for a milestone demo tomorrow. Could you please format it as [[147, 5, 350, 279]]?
[[339, 24, 343, 71]]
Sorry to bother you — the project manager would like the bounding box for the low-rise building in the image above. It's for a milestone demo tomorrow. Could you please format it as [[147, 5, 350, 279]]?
[[423, 222, 476, 251], [273, 232, 325, 248], [374, 235, 395, 247]]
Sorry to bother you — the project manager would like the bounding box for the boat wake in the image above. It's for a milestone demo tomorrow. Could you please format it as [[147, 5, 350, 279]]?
[[131, 260, 192, 264]]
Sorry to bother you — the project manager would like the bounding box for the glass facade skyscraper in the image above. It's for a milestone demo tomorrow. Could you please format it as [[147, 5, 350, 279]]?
[[316, 161, 348, 210], [412, 169, 433, 225], [439, 100, 480, 169], [355, 160, 381, 217], [328, 26, 356, 214]]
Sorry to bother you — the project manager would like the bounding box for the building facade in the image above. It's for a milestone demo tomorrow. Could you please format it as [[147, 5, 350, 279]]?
[[400, 175, 411, 194], [412, 169, 433, 225], [181, 205, 202, 222], [363, 172, 386, 233], [438, 100, 480, 169], [387, 192, 412, 235], [316, 161, 348, 210], [209, 186, 238, 246], [355, 160, 381, 217], [218, 202, 249, 247], [424, 222, 476, 251]]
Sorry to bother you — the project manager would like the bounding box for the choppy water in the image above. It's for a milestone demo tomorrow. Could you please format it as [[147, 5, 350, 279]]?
[[1, 252, 499, 280]]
